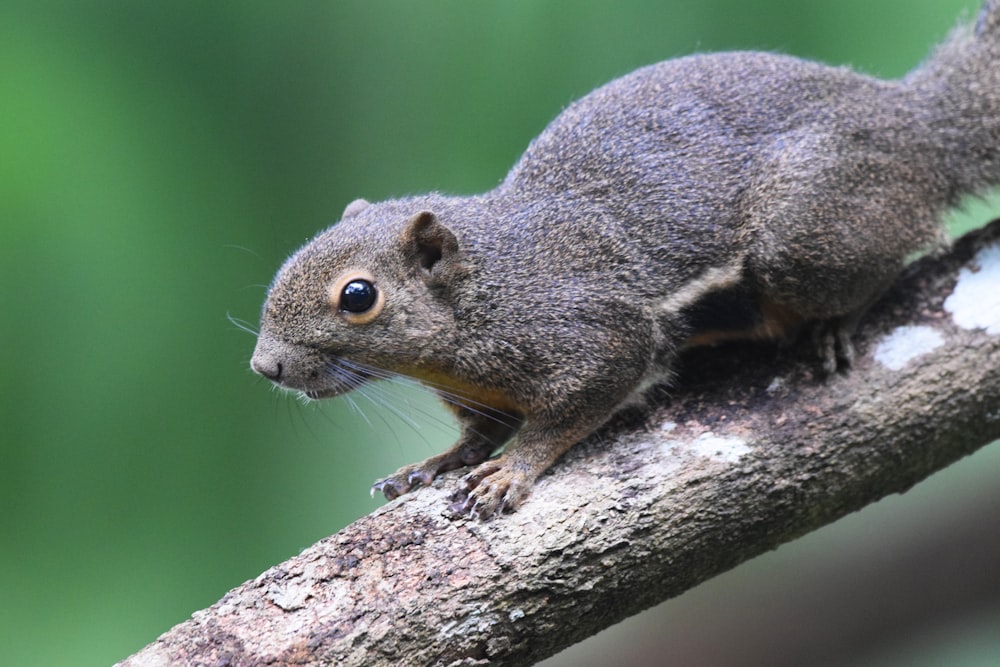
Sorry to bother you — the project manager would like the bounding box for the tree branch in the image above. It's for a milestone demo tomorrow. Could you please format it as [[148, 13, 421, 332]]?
[[117, 220, 1000, 667]]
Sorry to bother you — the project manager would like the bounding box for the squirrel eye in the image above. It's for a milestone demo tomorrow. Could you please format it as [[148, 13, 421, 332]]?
[[340, 279, 377, 313], [329, 269, 383, 323]]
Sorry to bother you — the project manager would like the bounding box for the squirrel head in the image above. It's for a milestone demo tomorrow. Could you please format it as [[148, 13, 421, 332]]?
[[251, 197, 468, 398]]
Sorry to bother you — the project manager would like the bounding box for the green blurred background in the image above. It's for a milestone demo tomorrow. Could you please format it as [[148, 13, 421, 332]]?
[[2, 1, 999, 665]]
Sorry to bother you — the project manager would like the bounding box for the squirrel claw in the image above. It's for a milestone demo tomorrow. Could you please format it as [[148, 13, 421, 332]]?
[[372, 460, 446, 501], [447, 488, 475, 516], [811, 319, 858, 375], [370, 478, 405, 501], [448, 487, 504, 521], [408, 469, 436, 486], [446, 460, 529, 520]]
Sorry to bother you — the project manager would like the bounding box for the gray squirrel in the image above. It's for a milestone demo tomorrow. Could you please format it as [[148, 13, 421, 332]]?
[[251, 2, 1000, 518]]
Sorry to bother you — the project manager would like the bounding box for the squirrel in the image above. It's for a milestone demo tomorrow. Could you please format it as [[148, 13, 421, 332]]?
[[251, 2, 1000, 519]]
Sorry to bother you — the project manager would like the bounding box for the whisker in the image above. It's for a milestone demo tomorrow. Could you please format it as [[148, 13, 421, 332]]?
[[324, 361, 463, 443], [353, 384, 425, 450], [312, 355, 527, 454], [335, 358, 522, 430], [342, 393, 373, 428], [236, 283, 271, 293], [353, 378, 442, 434], [222, 244, 265, 260], [226, 311, 259, 337], [316, 364, 424, 449], [360, 389, 423, 432]]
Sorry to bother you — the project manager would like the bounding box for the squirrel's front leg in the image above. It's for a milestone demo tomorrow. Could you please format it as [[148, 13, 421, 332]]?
[[449, 307, 657, 518], [371, 405, 522, 500], [376, 304, 657, 516], [448, 415, 603, 519]]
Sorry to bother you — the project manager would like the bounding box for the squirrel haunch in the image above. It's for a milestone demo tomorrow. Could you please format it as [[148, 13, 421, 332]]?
[[252, 2, 1000, 518]]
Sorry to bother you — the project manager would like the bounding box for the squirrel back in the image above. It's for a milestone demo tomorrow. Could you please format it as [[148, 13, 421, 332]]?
[[905, 0, 1000, 195], [252, 2, 1000, 518]]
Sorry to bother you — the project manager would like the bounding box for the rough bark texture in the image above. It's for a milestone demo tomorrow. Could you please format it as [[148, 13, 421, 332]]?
[[118, 221, 1000, 667]]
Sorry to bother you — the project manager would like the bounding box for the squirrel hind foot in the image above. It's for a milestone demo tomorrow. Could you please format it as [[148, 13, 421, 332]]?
[[811, 318, 858, 375]]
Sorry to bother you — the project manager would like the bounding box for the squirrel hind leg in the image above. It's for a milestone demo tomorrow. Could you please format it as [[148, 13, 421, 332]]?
[[809, 274, 896, 374], [811, 300, 877, 374], [812, 319, 855, 375]]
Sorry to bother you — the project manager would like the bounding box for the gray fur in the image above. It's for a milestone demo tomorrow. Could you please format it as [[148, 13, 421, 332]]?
[[252, 2, 1000, 517]]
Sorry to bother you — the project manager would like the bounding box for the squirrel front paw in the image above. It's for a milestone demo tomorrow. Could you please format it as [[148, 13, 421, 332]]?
[[372, 435, 501, 502], [371, 461, 440, 501], [448, 458, 533, 520]]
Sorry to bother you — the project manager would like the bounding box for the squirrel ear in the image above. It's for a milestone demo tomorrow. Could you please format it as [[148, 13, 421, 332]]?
[[401, 211, 463, 283], [342, 198, 370, 219]]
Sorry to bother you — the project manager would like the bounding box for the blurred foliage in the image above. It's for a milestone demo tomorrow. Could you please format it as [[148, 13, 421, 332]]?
[[0, 1, 997, 665]]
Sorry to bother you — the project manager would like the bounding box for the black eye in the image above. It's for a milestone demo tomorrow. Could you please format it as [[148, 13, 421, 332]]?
[[340, 279, 377, 313]]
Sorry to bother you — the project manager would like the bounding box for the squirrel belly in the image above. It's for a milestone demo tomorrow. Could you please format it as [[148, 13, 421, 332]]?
[[681, 289, 806, 349], [252, 2, 1000, 518]]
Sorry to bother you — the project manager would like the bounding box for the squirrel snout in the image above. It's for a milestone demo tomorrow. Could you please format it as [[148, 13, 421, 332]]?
[[250, 348, 282, 381], [250, 336, 332, 393]]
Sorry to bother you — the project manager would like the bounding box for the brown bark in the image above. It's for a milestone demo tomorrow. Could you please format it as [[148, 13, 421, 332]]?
[[117, 221, 1000, 667]]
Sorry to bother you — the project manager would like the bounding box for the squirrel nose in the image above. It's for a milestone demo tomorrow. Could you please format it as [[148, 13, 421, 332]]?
[[250, 349, 283, 381]]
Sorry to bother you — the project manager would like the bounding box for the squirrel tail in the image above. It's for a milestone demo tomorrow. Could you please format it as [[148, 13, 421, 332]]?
[[904, 0, 1000, 196]]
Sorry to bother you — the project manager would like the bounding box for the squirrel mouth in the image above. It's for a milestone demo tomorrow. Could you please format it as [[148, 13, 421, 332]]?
[[298, 358, 376, 400], [303, 388, 339, 400]]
